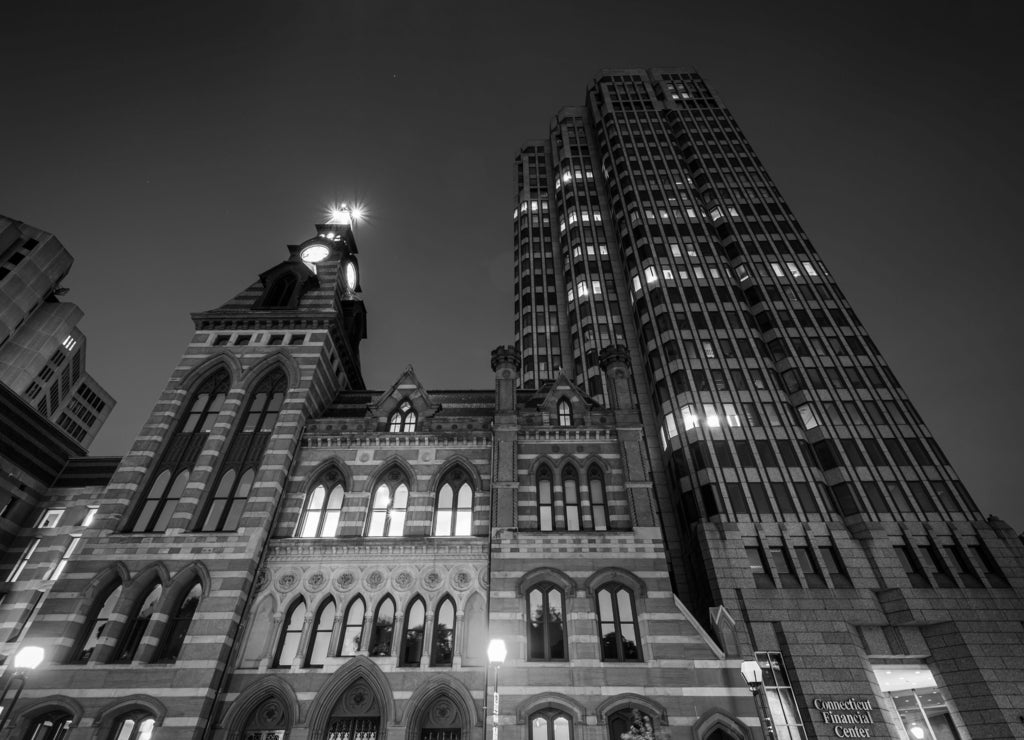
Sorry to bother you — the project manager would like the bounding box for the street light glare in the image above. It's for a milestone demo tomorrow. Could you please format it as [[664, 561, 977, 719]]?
[[487, 638, 507, 664], [14, 646, 45, 670]]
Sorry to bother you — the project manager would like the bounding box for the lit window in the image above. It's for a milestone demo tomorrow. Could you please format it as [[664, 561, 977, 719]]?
[[537, 466, 554, 531], [305, 598, 336, 668], [38, 508, 64, 528], [662, 269, 674, 281], [82, 507, 99, 526], [724, 404, 742, 427], [48, 535, 80, 580], [366, 471, 409, 537], [703, 404, 720, 428], [798, 404, 820, 430], [111, 715, 156, 740], [24, 713, 72, 740], [272, 598, 306, 667], [802, 261, 818, 276], [339, 596, 366, 655], [664, 413, 678, 438], [644, 266, 658, 283], [771, 263, 785, 277], [388, 400, 417, 432], [7, 538, 39, 582], [62, 335, 77, 351], [681, 404, 699, 430], [557, 399, 572, 426], [298, 482, 345, 537], [563, 467, 580, 530], [787, 262, 801, 278], [727, 206, 740, 217], [434, 469, 473, 536], [631, 275, 642, 292]]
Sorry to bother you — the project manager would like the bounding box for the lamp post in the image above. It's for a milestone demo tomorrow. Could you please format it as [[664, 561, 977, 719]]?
[[0, 646, 45, 735], [740, 659, 774, 740], [487, 639, 507, 740]]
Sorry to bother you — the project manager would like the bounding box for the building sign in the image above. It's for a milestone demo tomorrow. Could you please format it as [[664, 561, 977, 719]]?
[[813, 698, 875, 738]]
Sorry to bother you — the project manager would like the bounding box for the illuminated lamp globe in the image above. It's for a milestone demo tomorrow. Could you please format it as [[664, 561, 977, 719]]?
[[301, 244, 331, 264], [909, 727, 926, 739], [739, 659, 763, 690], [329, 205, 352, 226], [487, 638, 507, 664], [14, 645, 45, 671]]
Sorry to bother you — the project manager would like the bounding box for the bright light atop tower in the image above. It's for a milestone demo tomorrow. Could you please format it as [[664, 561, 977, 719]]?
[[350, 205, 365, 221], [328, 204, 352, 225]]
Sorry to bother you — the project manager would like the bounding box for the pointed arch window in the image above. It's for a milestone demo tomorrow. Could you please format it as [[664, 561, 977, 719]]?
[[537, 465, 554, 532], [531, 710, 572, 740], [155, 581, 202, 663], [607, 710, 654, 740], [199, 370, 286, 532], [298, 479, 345, 537], [389, 400, 417, 432], [339, 596, 365, 656], [563, 467, 580, 531], [273, 598, 306, 668], [588, 466, 608, 531], [306, 598, 336, 667], [557, 399, 572, 427], [400, 596, 426, 666], [369, 596, 395, 656], [434, 469, 473, 536], [366, 469, 408, 537], [596, 584, 642, 661], [431, 596, 456, 666], [110, 713, 156, 740], [25, 712, 73, 740], [114, 583, 162, 663], [127, 369, 229, 532], [527, 583, 566, 660], [73, 582, 122, 663], [262, 272, 298, 309]]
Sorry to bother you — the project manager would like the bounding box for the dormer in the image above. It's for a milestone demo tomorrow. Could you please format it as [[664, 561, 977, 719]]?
[[368, 366, 442, 432]]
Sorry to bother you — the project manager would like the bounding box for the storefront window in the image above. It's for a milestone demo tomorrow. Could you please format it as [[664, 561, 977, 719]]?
[[874, 666, 961, 740]]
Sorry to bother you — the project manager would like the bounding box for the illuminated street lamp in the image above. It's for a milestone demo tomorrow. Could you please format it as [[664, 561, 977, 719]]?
[[487, 639, 507, 740], [740, 658, 775, 739], [0, 646, 46, 734]]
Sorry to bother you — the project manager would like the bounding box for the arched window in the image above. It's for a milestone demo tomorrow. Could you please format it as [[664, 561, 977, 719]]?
[[557, 399, 572, 427], [527, 584, 566, 660], [273, 598, 306, 668], [400, 596, 426, 666], [306, 598, 336, 667], [154, 581, 202, 662], [434, 469, 473, 536], [388, 400, 417, 432], [127, 370, 228, 532], [588, 466, 608, 531], [537, 466, 553, 532], [199, 370, 286, 532], [73, 582, 122, 663], [431, 596, 456, 666], [365, 470, 408, 537], [563, 467, 580, 531], [608, 710, 654, 740], [531, 710, 572, 740], [338, 596, 365, 656], [369, 596, 395, 656], [596, 584, 642, 661], [298, 480, 345, 537], [110, 713, 156, 740], [24, 712, 72, 740], [115, 583, 162, 663], [243, 695, 290, 740]]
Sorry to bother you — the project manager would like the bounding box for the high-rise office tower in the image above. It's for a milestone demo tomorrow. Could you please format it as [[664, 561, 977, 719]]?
[[514, 69, 1023, 738], [0, 216, 114, 447]]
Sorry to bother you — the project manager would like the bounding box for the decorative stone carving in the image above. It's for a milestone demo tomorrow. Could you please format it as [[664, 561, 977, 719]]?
[[363, 569, 386, 591], [276, 570, 299, 593], [422, 568, 444, 591], [449, 566, 473, 591], [392, 568, 415, 591], [306, 569, 327, 592], [335, 570, 357, 591], [254, 567, 270, 592]]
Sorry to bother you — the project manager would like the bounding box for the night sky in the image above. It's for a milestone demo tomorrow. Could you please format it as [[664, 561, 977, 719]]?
[[2, 2, 1023, 531]]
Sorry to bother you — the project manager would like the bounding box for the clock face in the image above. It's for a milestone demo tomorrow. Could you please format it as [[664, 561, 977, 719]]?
[[345, 261, 358, 291], [300, 244, 330, 263]]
